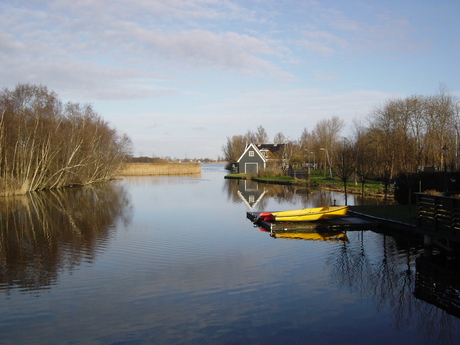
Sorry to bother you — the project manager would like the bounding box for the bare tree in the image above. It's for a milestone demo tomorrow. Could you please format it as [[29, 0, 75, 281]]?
[[333, 138, 356, 205], [353, 121, 379, 199], [255, 125, 269, 144], [0, 84, 132, 195], [222, 135, 246, 164], [368, 99, 403, 199], [273, 132, 286, 145], [423, 87, 457, 171], [313, 116, 345, 170]]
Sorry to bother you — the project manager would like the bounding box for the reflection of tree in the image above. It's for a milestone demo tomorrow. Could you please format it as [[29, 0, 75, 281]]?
[[223, 179, 242, 204], [0, 183, 131, 293], [414, 256, 460, 343], [327, 231, 460, 344]]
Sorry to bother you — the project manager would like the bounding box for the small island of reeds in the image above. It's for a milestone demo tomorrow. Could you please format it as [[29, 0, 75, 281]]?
[[119, 162, 201, 176]]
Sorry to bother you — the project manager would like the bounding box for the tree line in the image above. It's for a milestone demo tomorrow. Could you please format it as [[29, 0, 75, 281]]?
[[223, 86, 460, 194], [0, 84, 132, 196]]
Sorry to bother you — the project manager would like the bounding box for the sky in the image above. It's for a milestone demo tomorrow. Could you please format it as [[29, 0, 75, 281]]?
[[1, 0, 459, 159]]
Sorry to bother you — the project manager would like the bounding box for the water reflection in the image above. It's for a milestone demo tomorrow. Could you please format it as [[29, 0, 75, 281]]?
[[235, 177, 460, 343], [226, 178, 384, 211], [0, 183, 131, 293], [1, 167, 459, 344], [270, 231, 348, 241], [327, 232, 460, 344], [235, 180, 267, 209], [415, 255, 460, 318], [123, 175, 202, 186]]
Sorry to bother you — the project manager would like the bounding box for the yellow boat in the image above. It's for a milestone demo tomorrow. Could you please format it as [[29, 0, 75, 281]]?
[[264, 206, 349, 222]]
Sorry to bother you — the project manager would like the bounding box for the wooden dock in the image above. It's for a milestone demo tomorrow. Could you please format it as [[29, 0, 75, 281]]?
[[247, 193, 460, 252], [247, 211, 374, 233]]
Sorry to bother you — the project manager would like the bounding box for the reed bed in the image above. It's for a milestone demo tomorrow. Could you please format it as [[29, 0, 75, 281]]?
[[119, 163, 201, 176]]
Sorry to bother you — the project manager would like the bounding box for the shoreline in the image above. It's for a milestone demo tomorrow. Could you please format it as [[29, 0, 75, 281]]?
[[225, 174, 393, 199]]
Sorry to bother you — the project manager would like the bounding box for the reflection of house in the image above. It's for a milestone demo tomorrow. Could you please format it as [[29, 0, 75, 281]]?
[[237, 143, 284, 174], [237, 180, 266, 209]]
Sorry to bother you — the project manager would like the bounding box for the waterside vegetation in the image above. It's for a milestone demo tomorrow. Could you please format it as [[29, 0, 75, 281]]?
[[119, 162, 201, 176], [0, 84, 131, 196]]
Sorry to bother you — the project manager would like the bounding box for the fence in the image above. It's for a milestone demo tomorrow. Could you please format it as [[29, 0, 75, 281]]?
[[288, 170, 309, 179], [416, 193, 460, 243]]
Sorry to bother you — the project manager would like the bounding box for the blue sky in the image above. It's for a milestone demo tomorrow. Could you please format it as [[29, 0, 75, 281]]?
[[1, 0, 459, 159]]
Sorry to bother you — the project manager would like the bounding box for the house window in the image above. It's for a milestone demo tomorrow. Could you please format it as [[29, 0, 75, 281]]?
[[249, 151, 254, 157]]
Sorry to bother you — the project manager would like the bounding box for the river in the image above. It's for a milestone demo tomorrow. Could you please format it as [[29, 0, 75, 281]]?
[[0, 163, 459, 344]]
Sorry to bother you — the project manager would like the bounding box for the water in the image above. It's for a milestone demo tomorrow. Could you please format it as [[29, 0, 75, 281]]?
[[1, 164, 460, 344]]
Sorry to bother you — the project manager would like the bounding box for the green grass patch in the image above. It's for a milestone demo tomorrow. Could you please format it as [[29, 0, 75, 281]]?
[[255, 175, 295, 182], [225, 173, 250, 179]]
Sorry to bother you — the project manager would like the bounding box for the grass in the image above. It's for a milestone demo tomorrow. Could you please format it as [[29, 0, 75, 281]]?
[[225, 173, 297, 183], [119, 162, 201, 176], [225, 173, 251, 179], [255, 175, 296, 182]]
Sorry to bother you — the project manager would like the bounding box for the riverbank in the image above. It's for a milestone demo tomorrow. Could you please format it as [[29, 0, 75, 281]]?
[[225, 173, 392, 199]]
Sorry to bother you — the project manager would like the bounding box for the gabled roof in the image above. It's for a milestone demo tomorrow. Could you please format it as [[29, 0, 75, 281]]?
[[256, 143, 285, 160], [256, 143, 284, 154], [237, 143, 267, 163]]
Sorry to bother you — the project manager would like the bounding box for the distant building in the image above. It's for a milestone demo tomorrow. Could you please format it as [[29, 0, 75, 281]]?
[[237, 143, 266, 174]]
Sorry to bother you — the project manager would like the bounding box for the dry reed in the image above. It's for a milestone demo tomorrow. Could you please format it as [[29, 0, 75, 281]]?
[[118, 163, 201, 176]]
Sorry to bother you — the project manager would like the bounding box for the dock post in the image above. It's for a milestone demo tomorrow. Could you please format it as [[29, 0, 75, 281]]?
[[423, 234, 433, 257]]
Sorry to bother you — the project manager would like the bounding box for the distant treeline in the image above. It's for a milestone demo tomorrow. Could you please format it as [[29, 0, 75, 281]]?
[[223, 86, 460, 197], [0, 84, 132, 196], [127, 156, 222, 163], [127, 156, 170, 164]]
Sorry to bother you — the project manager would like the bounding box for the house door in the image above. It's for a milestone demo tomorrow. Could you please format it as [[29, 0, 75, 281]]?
[[245, 163, 258, 174]]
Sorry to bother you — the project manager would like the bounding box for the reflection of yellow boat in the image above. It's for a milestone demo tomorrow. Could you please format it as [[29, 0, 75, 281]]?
[[263, 206, 349, 222], [272, 232, 348, 241]]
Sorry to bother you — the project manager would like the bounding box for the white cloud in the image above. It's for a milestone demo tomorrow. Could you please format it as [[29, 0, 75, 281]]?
[[295, 2, 422, 57], [0, 0, 291, 101], [320, 8, 361, 32], [299, 30, 351, 55]]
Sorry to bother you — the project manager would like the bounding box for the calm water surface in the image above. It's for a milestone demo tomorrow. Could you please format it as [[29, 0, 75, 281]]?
[[1, 164, 460, 344]]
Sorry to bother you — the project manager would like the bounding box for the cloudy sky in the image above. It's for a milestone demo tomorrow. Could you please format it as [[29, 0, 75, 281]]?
[[1, 1, 459, 159]]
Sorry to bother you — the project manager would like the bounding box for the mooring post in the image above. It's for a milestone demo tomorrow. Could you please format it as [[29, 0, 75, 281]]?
[[424, 234, 433, 257]]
